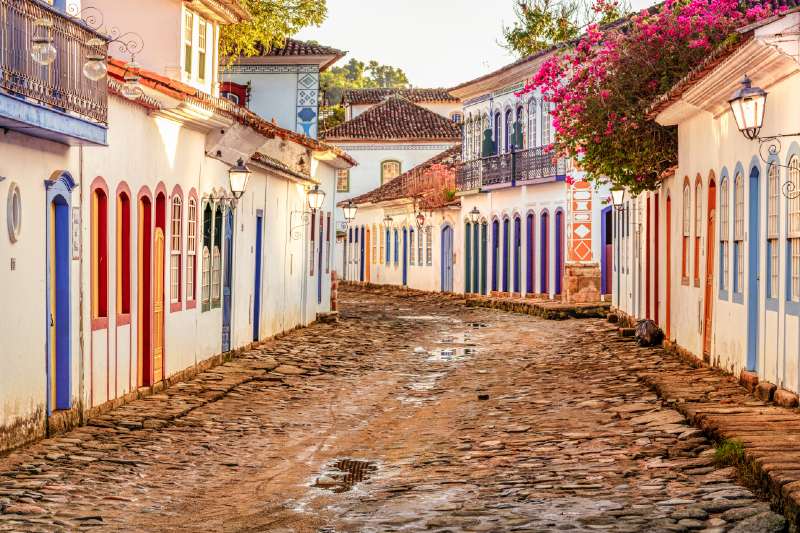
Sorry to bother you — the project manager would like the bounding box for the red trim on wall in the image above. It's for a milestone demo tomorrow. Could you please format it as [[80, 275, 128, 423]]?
[[91, 317, 109, 331], [116, 313, 131, 326]]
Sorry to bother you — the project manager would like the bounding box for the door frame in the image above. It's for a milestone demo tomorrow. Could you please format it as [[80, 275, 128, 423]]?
[[703, 177, 717, 358], [402, 227, 408, 286], [137, 188, 153, 387], [555, 209, 564, 295], [666, 195, 672, 339], [253, 210, 263, 342], [441, 224, 454, 292], [540, 210, 550, 295], [45, 172, 76, 413], [747, 165, 760, 370], [221, 207, 234, 352]]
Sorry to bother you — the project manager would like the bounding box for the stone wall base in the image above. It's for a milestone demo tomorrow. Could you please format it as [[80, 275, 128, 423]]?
[[563, 263, 601, 304]]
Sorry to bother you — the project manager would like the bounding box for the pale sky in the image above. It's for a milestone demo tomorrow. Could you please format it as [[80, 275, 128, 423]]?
[[296, 0, 658, 89]]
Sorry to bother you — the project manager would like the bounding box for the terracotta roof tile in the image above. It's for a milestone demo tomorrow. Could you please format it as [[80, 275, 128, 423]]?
[[254, 38, 344, 58], [341, 88, 458, 106], [344, 145, 462, 209], [321, 95, 462, 142]]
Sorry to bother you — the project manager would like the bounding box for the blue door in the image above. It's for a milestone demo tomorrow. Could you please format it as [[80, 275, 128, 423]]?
[[402, 228, 408, 285], [465, 223, 472, 293], [441, 225, 454, 292], [747, 167, 760, 371], [502, 218, 509, 292], [45, 173, 75, 413], [318, 212, 324, 303], [526, 214, 534, 294], [555, 210, 564, 295], [222, 209, 234, 352], [513, 216, 521, 293], [359, 226, 365, 282], [480, 223, 488, 295], [253, 210, 263, 342], [491, 220, 499, 291]]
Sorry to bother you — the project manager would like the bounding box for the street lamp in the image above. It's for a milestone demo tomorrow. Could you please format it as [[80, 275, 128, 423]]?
[[30, 18, 57, 67], [228, 158, 252, 200], [83, 38, 109, 81], [343, 200, 358, 223], [729, 75, 767, 141], [415, 211, 425, 229], [384, 214, 394, 227], [307, 185, 326, 212], [120, 63, 143, 101], [610, 187, 625, 211], [469, 206, 481, 224]]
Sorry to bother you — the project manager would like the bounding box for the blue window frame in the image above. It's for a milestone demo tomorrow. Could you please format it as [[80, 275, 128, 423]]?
[[732, 172, 744, 303], [719, 175, 730, 300], [385, 228, 390, 265], [394, 229, 399, 265], [766, 162, 780, 309]]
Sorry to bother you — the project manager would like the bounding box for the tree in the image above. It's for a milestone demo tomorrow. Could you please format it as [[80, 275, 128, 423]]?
[[320, 59, 410, 105], [503, 0, 626, 57], [220, 0, 328, 60]]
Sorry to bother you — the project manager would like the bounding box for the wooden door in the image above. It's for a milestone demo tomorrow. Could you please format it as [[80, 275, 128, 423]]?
[[153, 228, 164, 383], [703, 181, 717, 357], [365, 229, 371, 283], [666, 197, 672, 339], [49, 202, 57, 410]]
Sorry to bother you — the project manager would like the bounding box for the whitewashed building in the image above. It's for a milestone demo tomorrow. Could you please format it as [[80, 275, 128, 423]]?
[[452, 52, 611, 301], [613, 11, 800, 397], [321, 91, 462, 278], [0, 0, 353, 452]]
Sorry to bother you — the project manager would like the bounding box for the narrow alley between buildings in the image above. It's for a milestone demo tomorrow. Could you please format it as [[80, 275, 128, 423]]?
[[0, 288, 786, 532]]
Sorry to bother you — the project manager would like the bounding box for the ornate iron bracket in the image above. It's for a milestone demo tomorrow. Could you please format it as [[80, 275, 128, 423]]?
[[756, 134, 800, 199], [290, 210, 313, 241], [67, 5, 145, 62]]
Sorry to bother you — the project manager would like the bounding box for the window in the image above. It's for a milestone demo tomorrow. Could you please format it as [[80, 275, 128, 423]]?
[[379, 225, 385, 264], [183, 10, 193, 76], [516, 106, 524, 149], [202, 202, 212, 311], [92, 186, 108, 323], [720, 177, 730, 293], [493, 112, 501, 155], [371, 224, 377, 264], [527, 99, 537, 148], [381, 161, 401, 185], [789, 156, 800, 301], [385, 227, 391, 265], [187, 196, 197, 303], [425, 226, 433, 265], [394, 229, 399, 265], [541, 101, 552, 145], [418, 227, 424, 266], [694, 179, 702, 285], [117, 191, 131, 316], [336, 169, 350, 192], [450, 112, 462, 123], [768, 163, 779, 299], [504, 109, 513, 153], [197, 18, 207, 81], [682, 180, 690, 282], [170, 195, 183, 305], [212, 205, 222, 308], [222, 92, 240, 105], [734, 173, 744, 294], [326, 213, 331, 273], [410, 228, 415, 265]]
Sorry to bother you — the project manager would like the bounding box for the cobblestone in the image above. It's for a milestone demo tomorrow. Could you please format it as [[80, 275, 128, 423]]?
[[0, 288, 787, 532]]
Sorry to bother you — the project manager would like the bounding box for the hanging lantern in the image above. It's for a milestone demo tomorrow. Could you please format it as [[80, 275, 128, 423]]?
[[307, 185, 326, 211], [610, 187, 625, 210], [415, 211, 425, 228], [343, 200, 358, 222], [30, 18, 57, 66], [729, 75, 767, 141], [82, 37, 108, 81], [120, 62, 143, 100], [469, 206, 480, 224], [228, 158, 252, 199]]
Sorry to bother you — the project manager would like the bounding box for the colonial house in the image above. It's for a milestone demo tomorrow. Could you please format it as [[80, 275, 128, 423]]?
[[613, 11, 800, 397], [0, 0, 353, 453], [341, 88, 462, 122], [321, 93, 462, 277], [451, 52, 611, 302], [220, 38, 346, 139], [340, 145, 462, 292]]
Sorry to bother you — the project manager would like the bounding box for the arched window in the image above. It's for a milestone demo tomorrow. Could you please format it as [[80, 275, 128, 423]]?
[[789, 156, 800, 301], [504, 109, 513, 153], [481, 114, 489, 157], [425, 225, 433, 265], [527, 99, 537, 148], [541, 101, 552, 146], [170, 194, 183, 305], [516, 106, 525, 150], [212, 204, 222, 308], [202, 202, 212, 311], [418, 226, 424, 266], [720, 177, 730, 293], [767, 163, 779, 299], [694, 178, 702, 285], [91, 184, 108, 325], [385, 227, 391, 265], [186, 195, 197, 303], [381, 160, 401, 185], [409, 227, 415, 265], [682, 179, 691, 282], [493, 112, 501, 155], [326, 213, 332, 273], [116, 190, 131, 317], [394, 229, 399, 265], [734, 172, 744, 294]]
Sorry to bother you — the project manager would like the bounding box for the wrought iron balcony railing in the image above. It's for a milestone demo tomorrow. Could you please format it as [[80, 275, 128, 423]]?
[[0, 0, 108, 125], [456, 145, 568, 192]]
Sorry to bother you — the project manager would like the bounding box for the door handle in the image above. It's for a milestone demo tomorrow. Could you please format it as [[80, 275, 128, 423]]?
[[50, 313, 54, 327]]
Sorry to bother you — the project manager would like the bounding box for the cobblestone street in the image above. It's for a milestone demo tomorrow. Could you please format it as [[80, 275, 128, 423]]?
[[0, 288, 787, 532]]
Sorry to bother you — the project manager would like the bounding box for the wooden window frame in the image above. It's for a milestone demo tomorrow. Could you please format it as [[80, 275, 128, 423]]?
[[170, 189, 183, 311], [694, 177, 702, 287], [381, 160, 402, 185], [681, 178, 691, 285], [116, 184, 132, 326], [186, 191, 198, 308], [91, 178, 109, 330]]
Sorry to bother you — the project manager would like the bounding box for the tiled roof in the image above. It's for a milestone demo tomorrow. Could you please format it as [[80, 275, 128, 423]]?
[[255, 38, 345, 58], [106, 58, 357, 167], [344, 145, 462, 210], [321, 95, 462, 142], [251, 153, 311, 182], [341, 88, 458, 106]]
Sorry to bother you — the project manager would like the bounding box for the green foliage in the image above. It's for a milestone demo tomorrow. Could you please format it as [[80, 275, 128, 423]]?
[[320, 104, 345, 131], [321, 59, 410, 105], [503, 0, 627, 57], [714, 439, 745, 467], [220, 0, 328, 60]]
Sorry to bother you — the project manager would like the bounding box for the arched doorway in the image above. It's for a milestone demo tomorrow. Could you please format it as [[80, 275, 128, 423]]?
[[138, 192, 153, 387], [513, 216, 521, 293], [502, 217, 510, 292], [555, 209, 564, 295], [441, 225, 454, 292], [153, 191, 167, 381], [491, 219, 499, 292], [45, 172, 76, 413], [473, 222, 480, 293], [526, 213, 534, 294], [465, 222, 472, 293], [365, 227, 371, 283], [540, 211, 550, 295], [481, 222, 488, 295], [747, 166, 760, 370], [402, 227, 408, 286]]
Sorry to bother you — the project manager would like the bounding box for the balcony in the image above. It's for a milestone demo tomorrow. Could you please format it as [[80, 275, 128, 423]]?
[[456, 145, 568, 192], [0, 0, 108, 145]]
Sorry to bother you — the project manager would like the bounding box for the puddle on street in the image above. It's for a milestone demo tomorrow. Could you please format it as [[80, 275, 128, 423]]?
[[426, 347, 477, 362], [313, 459, 378, 494], [466, 322, 490, 328]]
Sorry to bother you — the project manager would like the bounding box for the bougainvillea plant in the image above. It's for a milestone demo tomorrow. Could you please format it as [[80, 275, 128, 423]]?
[[519, 0, 781, 195]]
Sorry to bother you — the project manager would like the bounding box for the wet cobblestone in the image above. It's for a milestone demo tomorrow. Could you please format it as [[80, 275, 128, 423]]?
[[0, 288, 787, 532]]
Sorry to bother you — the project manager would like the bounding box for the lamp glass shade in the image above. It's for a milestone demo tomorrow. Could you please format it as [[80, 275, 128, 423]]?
[[416, 212, 425, 228], [83, 56, 108, 81], [307, 185, 325, 211], [610, 188, 625, 208], [31, 39, 57, 66], [228, 158, 251, 199], [384, 215, 393, 226], [343, 202, 358, 221], [469, 206, 480, 224], [728, 76, 767, 140]]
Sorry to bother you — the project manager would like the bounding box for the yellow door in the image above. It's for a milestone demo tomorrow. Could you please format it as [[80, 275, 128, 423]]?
[[153, 228, 165, 383]]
